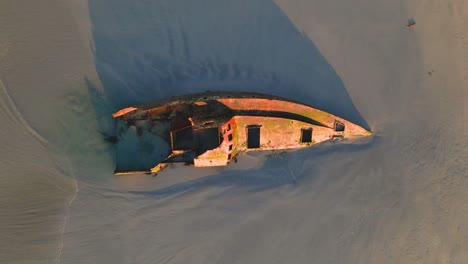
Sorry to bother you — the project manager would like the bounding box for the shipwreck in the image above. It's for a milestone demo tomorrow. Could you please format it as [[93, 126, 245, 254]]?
[[112, 91, 371, 175]]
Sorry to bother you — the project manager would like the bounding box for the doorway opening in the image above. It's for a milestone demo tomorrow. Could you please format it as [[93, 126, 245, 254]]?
[[301, 128, 313, 143], [246, 125, 261, 149]]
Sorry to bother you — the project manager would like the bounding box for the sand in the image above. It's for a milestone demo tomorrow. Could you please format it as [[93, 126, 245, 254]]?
[[0, 0, 466, 263]]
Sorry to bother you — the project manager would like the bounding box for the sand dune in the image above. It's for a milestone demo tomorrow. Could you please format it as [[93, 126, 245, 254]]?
[[0, 0, 466, 263]]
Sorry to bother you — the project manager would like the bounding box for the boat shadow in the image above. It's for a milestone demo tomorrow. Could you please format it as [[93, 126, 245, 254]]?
[[85, 0, 372, 190], [87, 0, 369, 129]]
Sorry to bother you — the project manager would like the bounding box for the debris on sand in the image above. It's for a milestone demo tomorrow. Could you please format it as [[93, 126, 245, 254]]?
[[407, 18, 416, 28]]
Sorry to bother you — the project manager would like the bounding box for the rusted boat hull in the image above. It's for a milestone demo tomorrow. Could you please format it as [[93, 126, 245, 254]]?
[[112, 91, 371, 175]]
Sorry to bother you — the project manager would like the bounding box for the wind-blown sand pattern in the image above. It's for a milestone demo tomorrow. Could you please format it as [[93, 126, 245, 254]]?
[[0, 0, 466, 263]]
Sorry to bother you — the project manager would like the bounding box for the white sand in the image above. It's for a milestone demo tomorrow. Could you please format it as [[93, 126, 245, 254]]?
[[0, 0, 466, 263]]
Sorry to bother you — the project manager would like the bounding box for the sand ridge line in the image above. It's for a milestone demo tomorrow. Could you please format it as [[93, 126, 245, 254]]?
[[0, 78, 49, 148], [54, 175, 79, 264]]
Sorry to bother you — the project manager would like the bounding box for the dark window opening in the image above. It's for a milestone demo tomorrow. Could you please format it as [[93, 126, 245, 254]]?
[[246, 125, 261, 149], [227, 124, 231, 131], [334, 120, 345, 132], [301, 128, 313, 143], [228, 154, 232, 160], [194, 127, 222, 154], [228, 144, 233, 151], [172, 126, 194, 150], [228, 134, 233, 141]]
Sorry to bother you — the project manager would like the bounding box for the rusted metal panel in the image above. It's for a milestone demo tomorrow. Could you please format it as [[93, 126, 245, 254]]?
[[111, 107, 138, 118], [217, 98, 368, 135]]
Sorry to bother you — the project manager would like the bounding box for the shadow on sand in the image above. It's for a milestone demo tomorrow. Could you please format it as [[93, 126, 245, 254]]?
[[126, 136, 380, 196], [85, 0, 372, 191]]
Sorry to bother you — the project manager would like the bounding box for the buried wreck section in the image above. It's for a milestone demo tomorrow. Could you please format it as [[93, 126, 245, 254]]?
[[113, 99, 239, 174]]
